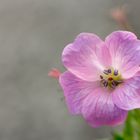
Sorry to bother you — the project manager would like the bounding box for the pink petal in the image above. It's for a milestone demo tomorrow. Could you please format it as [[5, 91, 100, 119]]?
[[82, 88, 128, 127], [105, 31, 140, 79], [112, 73, 140, 110], [62, 33, 111, 81], [59, 71, 99, 114]]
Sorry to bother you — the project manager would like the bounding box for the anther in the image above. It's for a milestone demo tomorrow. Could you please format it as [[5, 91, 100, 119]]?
[[108, 69, 111, 73], [117, 80, 123, 83], [111, 81, 116, 88], [116, 80, 123, 85], [103, 81, 108, 87], [100, 75, 103, 79], [114, 69, 118, 76], [103, 70, 108, 75]]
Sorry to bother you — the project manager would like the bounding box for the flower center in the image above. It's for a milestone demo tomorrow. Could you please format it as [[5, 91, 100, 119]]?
[[100, 68, 123, 89]]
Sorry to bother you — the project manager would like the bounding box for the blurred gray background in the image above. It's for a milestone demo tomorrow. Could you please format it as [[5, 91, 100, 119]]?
[[0, 0, 139, 140]]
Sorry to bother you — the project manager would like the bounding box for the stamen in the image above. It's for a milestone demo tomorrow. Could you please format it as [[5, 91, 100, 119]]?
[[103, 70, 108, 75], [100, 75, 103, 79], [103, 81, 108, 87], [114, 69, 118, 76], [108, 69, 111, 73], [117, 80, 123, 83], [111, 81, 116, 88], [100, 68, 122, 89], [116, 80, 123, 85]]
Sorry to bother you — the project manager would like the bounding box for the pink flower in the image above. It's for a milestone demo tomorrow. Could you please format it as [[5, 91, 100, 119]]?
[[59, 31, 140, 127]]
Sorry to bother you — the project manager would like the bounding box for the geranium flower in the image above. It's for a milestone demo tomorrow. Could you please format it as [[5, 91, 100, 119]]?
[[59, 31, 140, 127]]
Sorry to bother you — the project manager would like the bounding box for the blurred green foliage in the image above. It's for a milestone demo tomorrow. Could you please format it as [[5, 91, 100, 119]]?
[[113, 109, 140, 140]]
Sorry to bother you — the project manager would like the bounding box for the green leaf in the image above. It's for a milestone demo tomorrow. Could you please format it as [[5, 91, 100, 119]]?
[[113, 133, 124, 140]]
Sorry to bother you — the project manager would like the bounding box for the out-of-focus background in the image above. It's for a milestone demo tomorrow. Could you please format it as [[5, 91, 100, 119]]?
[[0, 0, 139, 140]]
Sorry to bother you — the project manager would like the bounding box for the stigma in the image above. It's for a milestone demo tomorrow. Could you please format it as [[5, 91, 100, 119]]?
[[100, 68, 123, 89]]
